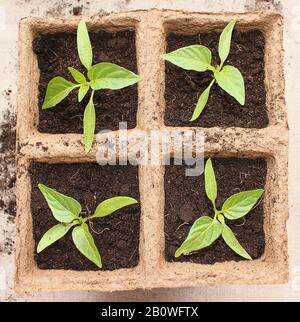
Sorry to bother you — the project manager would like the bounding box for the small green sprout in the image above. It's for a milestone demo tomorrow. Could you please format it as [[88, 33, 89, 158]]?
[[162, 19, 245, 121], [36, 184, 138, 269], [42, 20, 141, 153], [175, 159, 264, 260]]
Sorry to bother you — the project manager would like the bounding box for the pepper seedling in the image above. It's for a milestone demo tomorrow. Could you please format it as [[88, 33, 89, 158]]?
[[175, 159, 264, 260], [41, 20, 141, 153], [162, 19, 245, 121], [36, 184, 138, 269]]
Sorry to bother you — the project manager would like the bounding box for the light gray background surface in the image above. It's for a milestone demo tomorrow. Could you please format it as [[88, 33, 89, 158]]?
[[0, 0, 299, 302]]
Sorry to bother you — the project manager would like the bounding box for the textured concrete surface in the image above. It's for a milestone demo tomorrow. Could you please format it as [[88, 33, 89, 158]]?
[[0, 0, 299, 301]]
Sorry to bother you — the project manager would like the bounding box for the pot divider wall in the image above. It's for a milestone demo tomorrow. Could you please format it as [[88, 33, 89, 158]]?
[[15, 10, 288, 294]]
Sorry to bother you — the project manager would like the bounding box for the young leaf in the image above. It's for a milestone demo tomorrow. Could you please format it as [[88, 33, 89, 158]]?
[[78, 83, 89, 102], [68, 67, 87, 84], [38, 184, 81, 223], [77, 20, 93, 70], [214, 65, 245, 105], [42, 76, 78, 109], [72, 223, 102, 269], [83, 94, 95, 154], [204, 158, 217, 209], [161, 45, 212, 72], [88, 63, 140, 90], [190, 80, 215, 121], [175, 216, 222, 257], [218, 19, 236, 68], [37, 223, 74, 253], [217, 213, 225, 225], [222, 224, 252, 260], [222, 189, 264, 220], [91, 196, 138, 219]]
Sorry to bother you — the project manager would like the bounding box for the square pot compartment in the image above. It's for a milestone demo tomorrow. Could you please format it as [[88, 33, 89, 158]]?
[[16, 10, 288, 293], [162, 11, 286, 128], [17, 13, 142, 137], [165, 158, 267, 264], [15, 159, 145, 293], [29, 162, 140, 271], [155, 153, 289, 288]]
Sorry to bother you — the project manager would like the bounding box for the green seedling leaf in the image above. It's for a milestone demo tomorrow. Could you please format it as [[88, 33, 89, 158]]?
[[38, 184, 81, 223], [88, 63, 140, 90], [42, 76, 78, 109], [175, 216, 223, 257], [91, 196, 138, 219], [222, 224, 252, 260], [218, 19, 236, 68], [72, 223, 102, 269], [217, 213, 225, 224], [204, 158, 217, 209], [68, 67, 87, 84], [222, 189, 264, 220], [37, 223, 74, 253], [77, 20, 93, 70], [190, 80, 215, 121], [83, 94, 95, 154], [214, 65, 245, 105], [78, 83, 89, 102], [161, 45, 212, 72]]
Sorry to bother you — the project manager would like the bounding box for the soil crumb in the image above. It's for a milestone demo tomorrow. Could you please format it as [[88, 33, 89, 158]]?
[[72, 6, 83, 16]]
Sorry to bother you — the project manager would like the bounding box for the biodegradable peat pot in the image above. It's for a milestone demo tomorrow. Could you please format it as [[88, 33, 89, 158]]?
[[16, 10, 288, 294]]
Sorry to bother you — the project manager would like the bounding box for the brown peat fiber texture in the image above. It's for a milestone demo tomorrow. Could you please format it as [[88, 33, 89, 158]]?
[[29, 163, 140, 271], [164, 158, 267, 264], [164, 30, 269, 128], [33, 31, 138, 133]]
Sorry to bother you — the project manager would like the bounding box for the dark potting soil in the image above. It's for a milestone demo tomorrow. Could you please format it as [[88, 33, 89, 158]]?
[[164, 30, 269, 128], [30, 163, 140, 271], [164, 158, 267, 264], [33, 30, 138, 133]]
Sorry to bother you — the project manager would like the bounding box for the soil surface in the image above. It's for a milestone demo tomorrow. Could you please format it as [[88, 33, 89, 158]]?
[[164, 30, 269, 128], [164, 158, 267, 264], [33, 30, 138, 133], [30, 163, 140, 271]]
